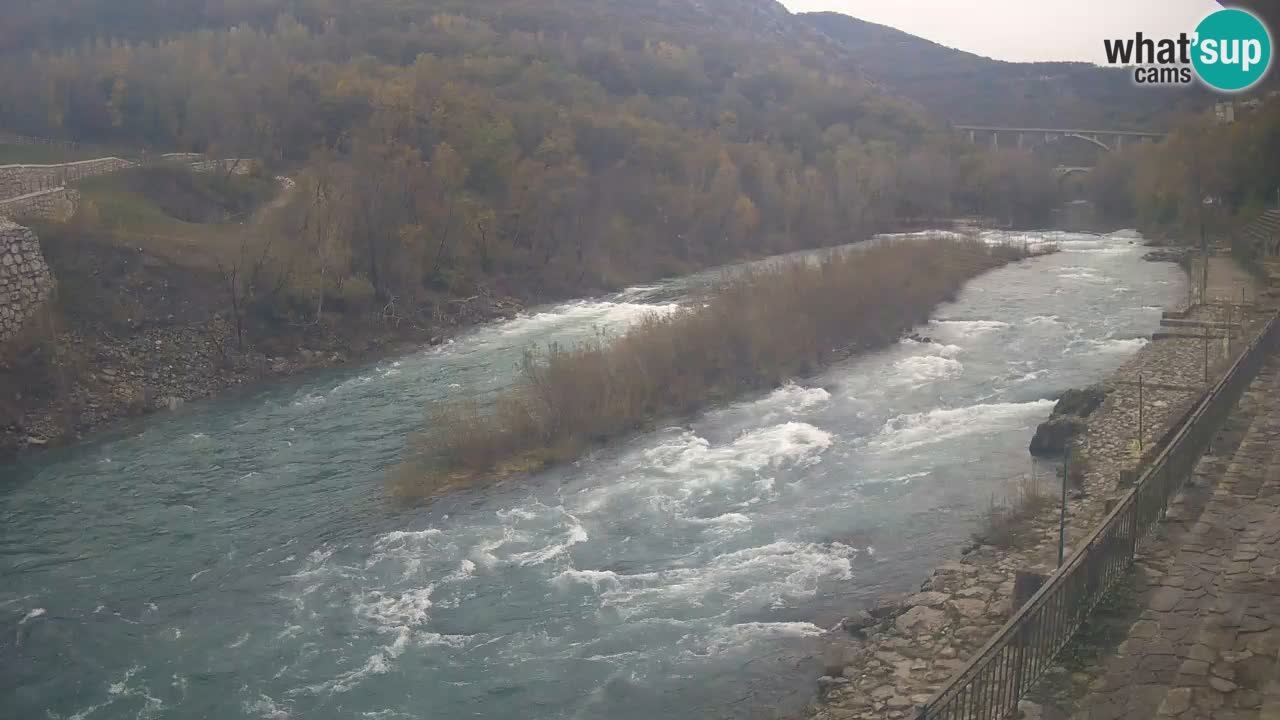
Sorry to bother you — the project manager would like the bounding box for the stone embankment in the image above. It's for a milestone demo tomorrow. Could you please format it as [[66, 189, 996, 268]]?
[[0, 218, 54, 342], [808, 263, 1269, 720], [0, 157, 134, 199], [1069, 358, 1280, 720], [0, 187, 79, 221]]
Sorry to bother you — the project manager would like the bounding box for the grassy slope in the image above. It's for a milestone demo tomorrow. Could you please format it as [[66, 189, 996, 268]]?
[[71, 167, 278, 270]]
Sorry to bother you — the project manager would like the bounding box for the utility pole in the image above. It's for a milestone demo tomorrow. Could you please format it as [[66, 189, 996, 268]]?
[[1059, 450, 1068, 568], [1204, 329, 1211, 384], [1228, 303, 1234, 357], [1138, 373, 1145, 451], [1192, 126, 1209, 303]]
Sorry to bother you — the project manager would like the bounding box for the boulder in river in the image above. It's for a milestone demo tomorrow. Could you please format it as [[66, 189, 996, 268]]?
[[1029, 416, 1086, 457], [1051, 386, 1106, 419], [840, 610, 876, 636], [1029, 385, 1106, 457]]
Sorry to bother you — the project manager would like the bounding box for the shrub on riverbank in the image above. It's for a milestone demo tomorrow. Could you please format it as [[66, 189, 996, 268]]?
[[394, 237, 1037, 497]]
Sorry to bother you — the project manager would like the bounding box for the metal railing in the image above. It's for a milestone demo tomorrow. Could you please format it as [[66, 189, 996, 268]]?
[[916, 311, 1280, 720]]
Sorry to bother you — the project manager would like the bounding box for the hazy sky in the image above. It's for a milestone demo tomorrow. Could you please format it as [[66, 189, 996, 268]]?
[[779, 0, 1225, 64]]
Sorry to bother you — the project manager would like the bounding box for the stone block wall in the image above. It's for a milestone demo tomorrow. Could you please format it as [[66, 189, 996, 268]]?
[[187, 158, 257, 175], [0, 187, 80, 222], [0, 157, 136, 200], [0, 218, 54, 342]]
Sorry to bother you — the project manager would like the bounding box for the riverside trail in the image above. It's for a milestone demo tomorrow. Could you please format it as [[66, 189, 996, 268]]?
[[1, 230, 1186, 720]]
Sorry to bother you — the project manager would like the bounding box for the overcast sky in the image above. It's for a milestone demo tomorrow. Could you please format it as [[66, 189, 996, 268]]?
[[779, 0, 1225, 64]]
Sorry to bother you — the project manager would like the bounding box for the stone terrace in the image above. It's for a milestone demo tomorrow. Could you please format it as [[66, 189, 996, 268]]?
[[1072, 358, 1280, 720]]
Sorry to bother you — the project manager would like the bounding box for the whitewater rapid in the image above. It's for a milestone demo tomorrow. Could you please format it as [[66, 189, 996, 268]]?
[[1, 230, 1186, 720]]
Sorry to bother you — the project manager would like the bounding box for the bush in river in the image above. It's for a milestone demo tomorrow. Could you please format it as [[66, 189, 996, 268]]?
[[393, 236, 1038, 497]]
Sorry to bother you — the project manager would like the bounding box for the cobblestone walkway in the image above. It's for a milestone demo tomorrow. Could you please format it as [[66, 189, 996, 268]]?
[[1076, 359, 1280, 720]]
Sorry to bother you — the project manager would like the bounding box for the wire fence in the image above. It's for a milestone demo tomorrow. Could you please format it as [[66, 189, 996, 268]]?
[[916, 310, 1280, 720]]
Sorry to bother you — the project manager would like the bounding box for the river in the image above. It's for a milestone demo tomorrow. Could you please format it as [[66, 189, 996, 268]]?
[[1, 230, 1185, 720]]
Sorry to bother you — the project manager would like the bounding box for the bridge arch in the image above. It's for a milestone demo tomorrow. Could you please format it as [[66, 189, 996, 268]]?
[[1060, 133, 1111, 152]]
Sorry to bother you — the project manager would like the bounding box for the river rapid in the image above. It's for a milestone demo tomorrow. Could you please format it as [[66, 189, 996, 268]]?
[[1, 230, 1185, 720]]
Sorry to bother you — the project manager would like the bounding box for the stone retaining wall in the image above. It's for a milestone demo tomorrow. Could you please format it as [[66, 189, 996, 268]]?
[[0, 187, 80, 222], [0, 218, 54, 342], [0, 157, 135, 200]]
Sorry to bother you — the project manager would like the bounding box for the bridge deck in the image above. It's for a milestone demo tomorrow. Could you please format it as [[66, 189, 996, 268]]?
[[954, 125, 1167, 137]]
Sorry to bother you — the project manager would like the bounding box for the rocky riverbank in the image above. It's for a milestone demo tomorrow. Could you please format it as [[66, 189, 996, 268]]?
[[805, 273, 1271, 719], [0, 286, 523, 459]]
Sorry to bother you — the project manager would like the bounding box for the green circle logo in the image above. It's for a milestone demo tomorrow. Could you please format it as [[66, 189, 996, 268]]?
[[1192, 8, 1272, 92]]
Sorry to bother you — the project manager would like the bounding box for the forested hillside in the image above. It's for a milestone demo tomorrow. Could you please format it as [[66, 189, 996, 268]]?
[[0, 0, 1063, 318], [801, 11, 1207, 130], [1086, 100, 1280, 241]]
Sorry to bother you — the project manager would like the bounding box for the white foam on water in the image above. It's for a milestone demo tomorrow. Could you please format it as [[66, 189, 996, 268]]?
[[554, 568, 624, 593], [892, 355, 964, 387], [588, 541, 858, 621], [445, 559, 476, 583], [760, 384, 831, 414], [685, 621, 827, 658], [332, 374, 374, 394], [19, 607, 45, 624], [497, 300, 680, 338], [291, 393, 326, 407], [1108, 229, 1144, 239], [321, 582, 468, 694], [877, 230, 969, 241], [361, 710, 417, 720], [374, 528, 441, 549], [611, 283, 663, 300], [1058, 269, 1106, 282], [932, 320, 1010, 340], [244, 694, 292, 719], [508, 515, 588, 567], [1025, 315, 1061, 326], [92, 664, 164, 718], [495, 507, 539, 522], [899, 338, 964, 358], [685, 512, 753, 527], [470, 528, 514, 569], [1087, 337, 1150, 354], [1069, 246, 1134, 255], [356, 585, 436, 629], [862, 471, 930, 487], [870, 400, 1056, 453], [642, 423, 834, 493]]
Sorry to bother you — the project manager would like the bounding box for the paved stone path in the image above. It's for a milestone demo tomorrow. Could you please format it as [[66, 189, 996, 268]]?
[[1075, 358, 1280, 720]]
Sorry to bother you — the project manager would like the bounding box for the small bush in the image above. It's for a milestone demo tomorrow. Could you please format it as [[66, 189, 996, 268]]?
[[397, 236, 1038, 497], [975, 474, 1057, 550]]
